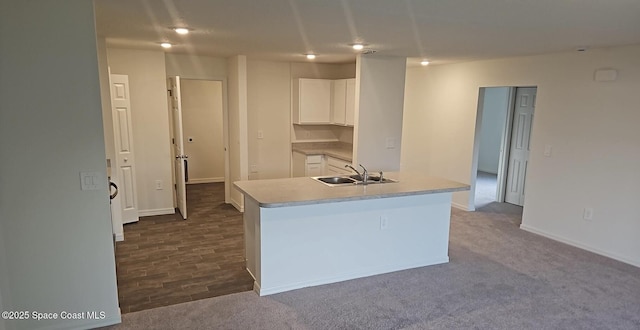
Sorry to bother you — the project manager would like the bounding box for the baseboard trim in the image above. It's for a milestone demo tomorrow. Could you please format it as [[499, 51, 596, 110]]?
[[451, 201, 470, 211], [520, 224, 640, 268], [230, 199, 244, 212], [138, 208, 175, 217], [187, 177, 224, 184], [256, 257, 449, 296], [114, 232, 124, 242]]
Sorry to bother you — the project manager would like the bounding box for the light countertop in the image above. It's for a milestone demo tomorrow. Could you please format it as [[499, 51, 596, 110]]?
[[291, 142, 353, 162], [234, 172, 469, 208]]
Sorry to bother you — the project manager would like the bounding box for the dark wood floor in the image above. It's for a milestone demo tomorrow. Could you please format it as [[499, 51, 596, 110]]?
[[114, 183, 254, 313]]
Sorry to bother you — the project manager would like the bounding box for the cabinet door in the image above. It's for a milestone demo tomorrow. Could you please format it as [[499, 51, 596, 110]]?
[[307, 163, 324, 177], [299, 79, 331, 124], [331, 79, 347, 125], [345, 78, 356, 126]]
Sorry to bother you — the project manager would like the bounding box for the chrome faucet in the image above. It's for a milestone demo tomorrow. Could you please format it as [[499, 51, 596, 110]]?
[[345, 164, 361, 178], [359, 164, 369, 183], [345, 164, 369, 184]]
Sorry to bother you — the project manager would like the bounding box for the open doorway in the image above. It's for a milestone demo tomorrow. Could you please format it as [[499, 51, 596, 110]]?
[[168, 77, 230, 219], [471, 86, 537, 210], [180, 79, 225, 184]]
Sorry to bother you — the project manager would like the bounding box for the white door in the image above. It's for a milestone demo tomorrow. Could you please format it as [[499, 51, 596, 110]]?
[[169, 76, 188, 219], [505, 87, 536, 206], [110, 74, 139, 224]]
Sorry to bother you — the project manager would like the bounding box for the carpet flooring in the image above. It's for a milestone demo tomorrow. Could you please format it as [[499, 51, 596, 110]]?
[[475, 171, 498, 208], [105, 201, 640, 330], [114, 183, 253, 313]]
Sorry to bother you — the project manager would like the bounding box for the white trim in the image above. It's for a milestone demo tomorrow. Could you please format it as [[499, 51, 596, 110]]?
[[137, 208, 175, 217], [114, 232, 124, 242], [230, 198, 244, 212], [187, 177, 224, 184], [520, 224, 640, 268], [256, 258, 449, 296], [452, 201, 471, 211]]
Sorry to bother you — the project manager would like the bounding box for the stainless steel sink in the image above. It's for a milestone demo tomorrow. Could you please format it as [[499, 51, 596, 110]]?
[[312, 175, 397, 187], [316, 176, 357, 185]]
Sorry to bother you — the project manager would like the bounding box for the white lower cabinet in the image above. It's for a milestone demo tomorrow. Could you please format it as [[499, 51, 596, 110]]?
[[292, 152, 324, 177]]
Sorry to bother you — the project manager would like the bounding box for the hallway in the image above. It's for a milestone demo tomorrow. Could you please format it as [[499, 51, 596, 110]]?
[[114, 183, 253, 313]]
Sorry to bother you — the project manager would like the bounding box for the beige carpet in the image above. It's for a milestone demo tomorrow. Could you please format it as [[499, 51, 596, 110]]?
[[103, 202, 640, 329]]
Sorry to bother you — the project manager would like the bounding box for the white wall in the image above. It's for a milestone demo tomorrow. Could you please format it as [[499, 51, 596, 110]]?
[[354, 55, 407, 171], [402, 45, 640, 267], [478, 87, 510, 174], [290, 62, 355, 79], [227, 56, 249, 210], [181, 79, 225, 183], [96, 37, 124, 239], [165, 53, 227, 79], [107, 48, 174, 216], [0, 1, 121, 329], [247, 60, 292, 180], [0, 219, 9, 330]]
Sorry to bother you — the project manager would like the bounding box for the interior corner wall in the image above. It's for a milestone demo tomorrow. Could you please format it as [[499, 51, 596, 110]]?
[[401, 44, 640, 267], [0, 1, 121, 329], [227, 55, 248, 210], [355, 55, 406, 171], [106, 48, 174, 215], [181, 79, 225, 182], [247, 60, 292, 180], [478, 87, 510, 174]]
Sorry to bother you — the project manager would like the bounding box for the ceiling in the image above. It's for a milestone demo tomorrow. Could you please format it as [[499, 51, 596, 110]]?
[[94, 0, 640, 65]]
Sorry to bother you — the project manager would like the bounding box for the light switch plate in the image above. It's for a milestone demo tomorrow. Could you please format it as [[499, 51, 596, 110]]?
[[544, 145, 552, 157], [386, 138, 396, 149], [80, 171, 104, 191]]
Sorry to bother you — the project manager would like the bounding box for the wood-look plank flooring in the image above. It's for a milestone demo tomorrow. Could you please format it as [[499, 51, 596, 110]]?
[[115, 183, 254, 313]]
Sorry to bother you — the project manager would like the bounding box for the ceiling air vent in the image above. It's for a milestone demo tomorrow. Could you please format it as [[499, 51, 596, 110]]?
[[362, 49, 377, 55]]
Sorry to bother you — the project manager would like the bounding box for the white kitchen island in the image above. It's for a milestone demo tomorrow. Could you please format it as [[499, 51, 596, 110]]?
[[234, 172, 469, 296]]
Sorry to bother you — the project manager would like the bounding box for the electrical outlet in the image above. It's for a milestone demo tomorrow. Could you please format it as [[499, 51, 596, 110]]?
[[380, 215, 388, 230], [257, 130, 264, 139], [250, 165, 259, 173], [155, 180, 163, 190], [583, 207, 594, 221]]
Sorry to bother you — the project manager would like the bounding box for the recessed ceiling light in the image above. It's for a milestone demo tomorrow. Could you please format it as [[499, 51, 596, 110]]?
[[160, 42, 172, 49], [352, 43, 364, 51], [306, 54, 316, 60], [173, 27, 190, 35], [420, 60, 430, 66]]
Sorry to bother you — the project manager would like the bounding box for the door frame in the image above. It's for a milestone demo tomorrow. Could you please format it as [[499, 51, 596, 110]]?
[[167, 76, 231, 208], [469, 86, 535, 211], [496, 87, 517, 203]]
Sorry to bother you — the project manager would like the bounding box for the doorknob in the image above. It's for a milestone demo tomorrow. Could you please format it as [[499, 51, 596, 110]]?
[[109, 181, 118, 200]]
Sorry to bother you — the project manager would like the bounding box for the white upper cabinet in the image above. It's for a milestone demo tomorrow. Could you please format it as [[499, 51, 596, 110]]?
[[293, 78, 332, 124], [331, 78, 356, 126]]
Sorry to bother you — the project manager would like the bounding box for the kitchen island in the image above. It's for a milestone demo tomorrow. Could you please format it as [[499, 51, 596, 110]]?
[[234, 172, 469, 296]]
